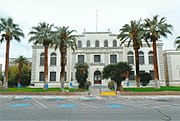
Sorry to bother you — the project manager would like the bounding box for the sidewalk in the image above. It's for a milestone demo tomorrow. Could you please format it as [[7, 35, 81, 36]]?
[[119, 91, 180, 96], [1, 89, 180, 96]]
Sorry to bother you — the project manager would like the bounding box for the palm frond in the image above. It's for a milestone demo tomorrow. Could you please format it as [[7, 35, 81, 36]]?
[[175, 36, 180, 50], [0, 17, 24, 43]]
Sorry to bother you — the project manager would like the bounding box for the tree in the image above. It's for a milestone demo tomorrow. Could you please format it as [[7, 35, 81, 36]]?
[[140, 72, 152, 86], [117, 19, 149, 87], [8, 66, 18, 87], [0, 71, 3, 82], [102, 62, 132, 91], [8, 64, 31, 87], [13, 55, 29, 88], [29, 22, 54, 89], [75, 63, 89, 90], [144, 15, 173, 85], [175, 36, 180, 50], [52, 26, 78, 88], [0, 17, 24, 89], [20, 63, 31, 87]]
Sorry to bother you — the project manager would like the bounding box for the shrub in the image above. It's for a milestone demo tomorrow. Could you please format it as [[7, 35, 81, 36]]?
[[84, 81, 91, 89], [108, 81, 114, 90], [140, 72, 152, 86]]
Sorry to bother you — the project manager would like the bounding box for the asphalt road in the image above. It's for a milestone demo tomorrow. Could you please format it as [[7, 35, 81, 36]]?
[[0, 95, 180, 121]]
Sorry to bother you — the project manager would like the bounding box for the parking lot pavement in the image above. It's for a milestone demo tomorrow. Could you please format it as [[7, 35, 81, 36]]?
[[1, 95, 180, 121], [1, 95, 180, 109]]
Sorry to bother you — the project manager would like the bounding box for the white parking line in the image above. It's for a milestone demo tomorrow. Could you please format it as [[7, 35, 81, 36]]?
[[32, 98, 47, 108]]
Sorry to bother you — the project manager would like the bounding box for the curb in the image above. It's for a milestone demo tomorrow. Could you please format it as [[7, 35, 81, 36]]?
[[120, 91, 180, 95]]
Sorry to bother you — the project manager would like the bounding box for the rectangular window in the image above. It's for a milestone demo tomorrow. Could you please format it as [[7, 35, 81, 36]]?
[[128, 56, 134, 65], [94, 55, 101, 62], [50, 72, 56, 81], [40, 57, 44, 66], [139, 56, 144, 65], [129, 71, 135, 80], [50, 57, 56, 65], [110, 55, 117, 63], [39, 72, 44, 82], [149, 56, 153, 64], [78, 55, 84, 63], [150, 70, 154, 79]]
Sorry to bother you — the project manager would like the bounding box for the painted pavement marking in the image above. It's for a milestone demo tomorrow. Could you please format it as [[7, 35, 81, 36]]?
[[80, 97, 96, 101], [108, 104, 126, 109], [31, 98, 47, 108], [9, 103, 31, 108], [57, 104, 76, 108], [66, 98, 98, 108], [13, 96, 32, 100]]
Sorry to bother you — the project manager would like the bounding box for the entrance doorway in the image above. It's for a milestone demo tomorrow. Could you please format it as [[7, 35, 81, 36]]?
[[94, 70, 102, 84]]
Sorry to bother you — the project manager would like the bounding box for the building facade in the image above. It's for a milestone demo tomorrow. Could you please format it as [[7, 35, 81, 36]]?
[[163, 50, 180, 86], [30, 32, 165, 87]]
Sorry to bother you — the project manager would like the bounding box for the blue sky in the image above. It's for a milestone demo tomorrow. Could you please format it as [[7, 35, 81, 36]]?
[[0, 0, 180, 70]]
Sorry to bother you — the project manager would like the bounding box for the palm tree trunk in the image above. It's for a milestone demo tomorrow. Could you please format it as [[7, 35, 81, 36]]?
[[60, 44, 67, 89], [60, 52, 66, 89], [153, 41, 160, 88], [3, 40, 10, 90], [134, 48, 140, 87], [44, 46, 48, 89], [18, 64, 22, 85]]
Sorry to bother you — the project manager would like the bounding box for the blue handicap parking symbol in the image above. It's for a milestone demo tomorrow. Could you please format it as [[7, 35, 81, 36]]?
[[47, 97, 62, 101], [57, 104, 76, 108], [80, 97, 96, 101], [10, 103, 31, 108], [108, 104, 126, 109]]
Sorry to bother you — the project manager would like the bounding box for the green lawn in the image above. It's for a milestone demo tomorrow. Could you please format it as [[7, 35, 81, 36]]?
[[123, 86, 180, 92], [0, 86, 180, 92], [0, 87, 79, 92]]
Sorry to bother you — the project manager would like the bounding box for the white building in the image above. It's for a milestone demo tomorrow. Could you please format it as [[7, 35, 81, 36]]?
[[30, 31, 165, 87], [163, 50, 180, 86]]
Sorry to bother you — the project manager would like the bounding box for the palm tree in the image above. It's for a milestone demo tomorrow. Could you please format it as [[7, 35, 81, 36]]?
[[13, 55, 29, 88], [52, 26, 78, 88], [144, 15, 173, 85], [0, 17, 24, 89], [29, 22, 54, 89], [117, 19, 149, 87], [175, 36, 180, 50]]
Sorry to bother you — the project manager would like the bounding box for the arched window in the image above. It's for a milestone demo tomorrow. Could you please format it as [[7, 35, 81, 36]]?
[[113, 40, 117, 47], [40, 53, 44, 66], [139, 51, 144, 65], [94, 70, 102, 84], [87, 40, 90, 47], [127, 51, 134, 65], [50, 52, 57, 65], [104, 40, 108, 47], [148, 51, 153, 64], [95, 40, 99, 47], [78, 40, 82, 48]]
